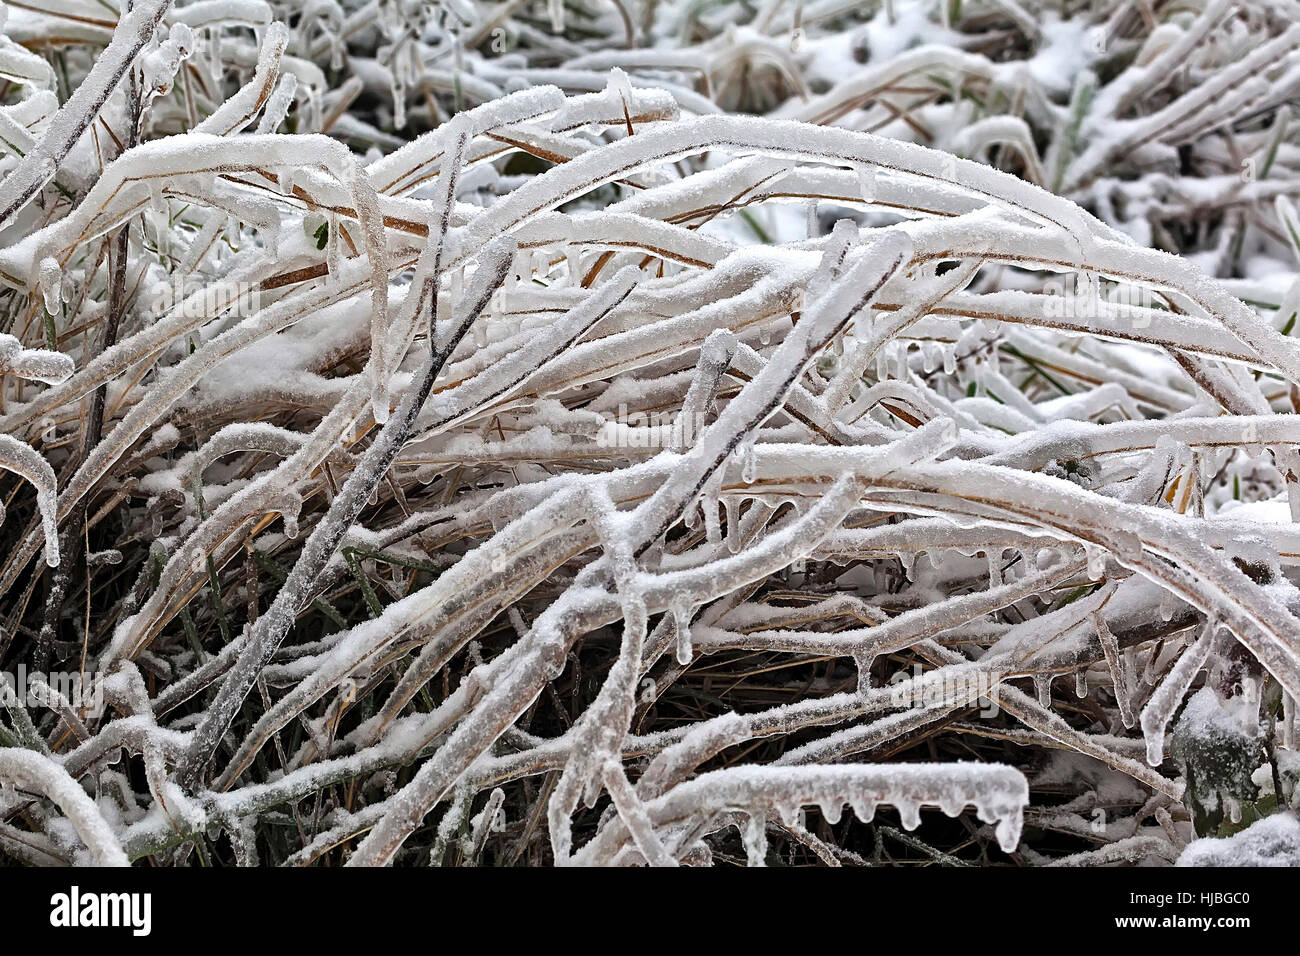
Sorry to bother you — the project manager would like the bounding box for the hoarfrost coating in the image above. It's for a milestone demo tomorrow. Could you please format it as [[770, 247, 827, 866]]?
[[0, 0, 1297, 868]]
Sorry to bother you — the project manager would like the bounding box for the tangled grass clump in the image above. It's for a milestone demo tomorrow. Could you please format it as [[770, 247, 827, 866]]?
[[0, 0, 1298, 867]]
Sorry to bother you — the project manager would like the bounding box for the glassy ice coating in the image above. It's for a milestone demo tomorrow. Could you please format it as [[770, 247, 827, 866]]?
[[0, 0, 1298, 869]]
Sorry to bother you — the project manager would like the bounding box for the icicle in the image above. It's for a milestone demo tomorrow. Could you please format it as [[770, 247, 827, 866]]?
[[673, 601, 693, 666], [741, 440, 757, 485], [279, 490, 303, 539], [819, 798, 842, 825], [938, 790, 967, 818], [1140, 644, 1161, 688], [1159, 589, 1174, 621], [447, 262, 464, 307], [850, 797, 877, 825], [547, 0, 565, 33], [1034, 673, 1051, 708], [703, 489, 721, 545], [1074, 669, 1088, 698], [0, 435, 59, 566], [743, 813, 766, 867], [1094, 613, 1136, 728], [898, 551, 916, 583], [857, 165, 877, 203], [854, 651, 874, 693], [724, 497, 741, 553], [1086, 545, 1105, 581], [758, 325, 772, 346], [852, 310, 873, 342], [325, 211, 341, 280], [1140, 626, 1215, 766], [392, 78, 407, 130], [255, 72, 297, 135], [1239, 676, 1260, 736], [943, 345, 957, 375], [806, 200, 819, 239], [37, 257, 61, 316], [987, 549, 1002, 587], [777, 802, 800, 827], [502, 268, 520, 314], [35, 487, 59, 568], [1225, 796, 1242, 824], [542, 642, 566, 681], [896, 797, 922, 832], [1282, 692, 1295, 750]]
